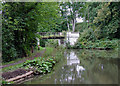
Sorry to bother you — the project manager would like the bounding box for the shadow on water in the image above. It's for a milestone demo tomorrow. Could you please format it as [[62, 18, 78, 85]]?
[[24, 49, 118, 84]]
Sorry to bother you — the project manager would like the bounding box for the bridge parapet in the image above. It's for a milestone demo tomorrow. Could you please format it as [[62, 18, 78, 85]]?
[[38, 32, 65, 39]]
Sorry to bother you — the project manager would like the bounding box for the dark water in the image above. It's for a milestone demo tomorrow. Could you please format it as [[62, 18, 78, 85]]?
[[24, 49, 118, 84]]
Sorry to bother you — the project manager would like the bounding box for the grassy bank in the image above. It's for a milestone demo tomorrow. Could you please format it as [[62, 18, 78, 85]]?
[[2, 46, 64, 72], [2, 47, 44, 66], [42, 46, 65, 62], [2, 48, 45, 72], [42, 47, 54, 57], [2, 46, 65, 84], [21, 46, 65, 76]]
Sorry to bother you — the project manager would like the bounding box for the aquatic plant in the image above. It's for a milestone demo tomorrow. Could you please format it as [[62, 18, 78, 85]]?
[[23, 57, 56, 75]]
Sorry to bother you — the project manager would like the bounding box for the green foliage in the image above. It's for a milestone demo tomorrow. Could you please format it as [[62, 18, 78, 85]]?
[[2, 27, 18, 62], [88, 2, 119, 39], [2, 2, 38, 62], [75, 2, 119, 50], [2, 2, 61, 62], [45, 39, 59, 48], [60, 2, 85, 32], [35, 46, 43, 50], [2, 80, 14, 84], [78, 28, 97, 42], [2, 2, 119, 62], [75, 22, 87, 32], [23, 57, 56, 74], [66, 41, 74, 49], [92, 2, 120, 39], [2, 80, 8, 84], [75, 39, 118, 49], [37, 2, 62, 32], [42, 47, 54, 57]]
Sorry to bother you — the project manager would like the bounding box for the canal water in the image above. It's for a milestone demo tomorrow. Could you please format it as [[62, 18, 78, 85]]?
[[24, 49, 118, 84]]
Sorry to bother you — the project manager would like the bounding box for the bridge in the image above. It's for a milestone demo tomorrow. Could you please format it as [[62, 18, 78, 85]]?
[[37, 32, 80, 46], [38, 32, 65, 39]]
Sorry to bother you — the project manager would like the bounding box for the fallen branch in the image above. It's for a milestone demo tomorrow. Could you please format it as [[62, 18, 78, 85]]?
[[6, 71, 33, 82]]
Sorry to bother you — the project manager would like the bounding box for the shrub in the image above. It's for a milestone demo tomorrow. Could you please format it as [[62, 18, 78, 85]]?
[[23, 57, 56, 74], [45, 39, 58, 48], [74, 39, 118, 49]]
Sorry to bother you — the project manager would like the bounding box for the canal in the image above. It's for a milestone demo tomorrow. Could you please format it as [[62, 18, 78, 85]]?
[[24, 49, 118, 84]]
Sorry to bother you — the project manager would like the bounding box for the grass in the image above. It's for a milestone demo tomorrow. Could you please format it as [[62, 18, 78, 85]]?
[[2, 46, 44, 65], [35, 46, 44, 50], [2, 47, 45, 72], [25, 48, 66, 84], [42, 47, 54, 58], [2, 48, 47, 72], [2, 63, 24, 72], [44, 46, 65, 62], [39, 46, 65, 62], [2, 47, 53, 72], [2, 46, 65, 85], [2, 52, 33, 66], [2, 46, 65, 73]]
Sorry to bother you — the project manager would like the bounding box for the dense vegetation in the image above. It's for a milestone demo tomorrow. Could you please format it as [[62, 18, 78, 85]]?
[[74, 2, 120, 49], [2, 46, 65, 84], [2, 57, 57, 84], [23, 57, 56, 74], [2, 2, 119, 62], [74, 39, 118, 49], [1, 2, 119, 84], [2, 2, 62, 62]]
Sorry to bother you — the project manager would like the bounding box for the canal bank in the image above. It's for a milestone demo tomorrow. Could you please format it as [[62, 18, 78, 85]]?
[[24, 49, 118, 84], [1, 47, 65, 84]]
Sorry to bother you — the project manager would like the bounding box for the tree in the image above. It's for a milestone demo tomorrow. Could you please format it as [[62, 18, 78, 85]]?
[[60, 2, 85, 32], [77, 2, 120, 42], [93, 2, 120, 39], [37, 2, 61, 32], [2, 2, 61, 62]]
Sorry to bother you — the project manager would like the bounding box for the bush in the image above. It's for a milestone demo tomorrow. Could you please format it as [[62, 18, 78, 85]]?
[[23, 57, 56, 74], [75, 22, 88, 32], [78, 28, 97, 42], [45, 39, 58, 48], [35, 45, 43, 50], [74, 39, 118, 49]]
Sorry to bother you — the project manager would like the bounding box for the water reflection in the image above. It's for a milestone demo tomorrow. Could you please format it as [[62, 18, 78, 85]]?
[[67, 51, 80, 65], [25, 49, 118, 84]]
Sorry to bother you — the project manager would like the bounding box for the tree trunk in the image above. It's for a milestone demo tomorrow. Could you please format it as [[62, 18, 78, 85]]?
[[72, 18, 76, 32], [67, 22, 70, 31]]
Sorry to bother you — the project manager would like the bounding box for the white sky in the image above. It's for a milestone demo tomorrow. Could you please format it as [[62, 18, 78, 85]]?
[[76, 17, 83, 23]]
